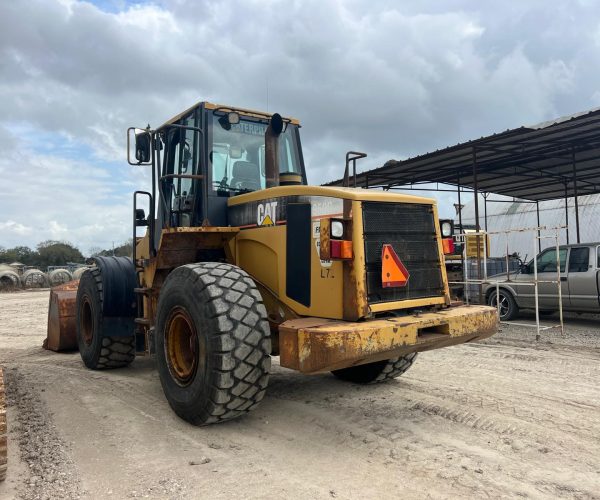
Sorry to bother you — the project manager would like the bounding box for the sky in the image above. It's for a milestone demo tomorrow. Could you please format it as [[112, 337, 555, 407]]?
[[1, 0, 600, 254]]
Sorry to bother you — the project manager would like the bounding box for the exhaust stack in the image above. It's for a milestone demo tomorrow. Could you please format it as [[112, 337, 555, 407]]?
[[265, 113, 284, 188]]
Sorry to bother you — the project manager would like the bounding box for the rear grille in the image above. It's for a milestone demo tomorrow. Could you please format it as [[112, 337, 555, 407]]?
[[362, 202, 444, 304]]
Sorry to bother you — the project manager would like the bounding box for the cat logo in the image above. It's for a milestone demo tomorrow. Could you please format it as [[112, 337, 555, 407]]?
[[257, 201, 278, 226]]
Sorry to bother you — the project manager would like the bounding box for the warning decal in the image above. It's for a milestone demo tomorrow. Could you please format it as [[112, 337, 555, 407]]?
[[381, 244, 410, 288]]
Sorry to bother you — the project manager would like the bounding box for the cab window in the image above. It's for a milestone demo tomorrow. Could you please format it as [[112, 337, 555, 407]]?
[[568, 247, 589, 273], [536, 248, 567, 273], [161, 111, 198, 227], [210, 112, 302, 194]]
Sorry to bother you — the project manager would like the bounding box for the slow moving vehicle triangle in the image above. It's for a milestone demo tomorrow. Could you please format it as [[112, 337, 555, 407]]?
[[381, 244, 410, 288]]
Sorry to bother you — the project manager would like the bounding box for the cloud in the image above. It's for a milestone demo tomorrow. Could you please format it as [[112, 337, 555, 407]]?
[[0, 221, 33, 237], [0, 128, 136, 253], [1, 0, 600, 252]]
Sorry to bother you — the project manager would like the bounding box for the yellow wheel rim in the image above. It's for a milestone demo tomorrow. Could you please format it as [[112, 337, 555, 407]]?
[[165, 307, 199, 386]]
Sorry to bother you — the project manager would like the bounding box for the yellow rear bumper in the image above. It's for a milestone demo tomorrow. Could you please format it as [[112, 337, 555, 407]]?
[[279, 305, 498, 373]]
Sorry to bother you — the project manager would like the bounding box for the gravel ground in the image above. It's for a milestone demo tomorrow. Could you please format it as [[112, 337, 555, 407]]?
[[492, 309, 600, 349], [0, 290, 599, 499], [4, 368, 80, 500]]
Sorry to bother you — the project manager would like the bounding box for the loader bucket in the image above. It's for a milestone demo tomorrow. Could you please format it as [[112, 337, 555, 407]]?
[[45, 280, 80, 352]]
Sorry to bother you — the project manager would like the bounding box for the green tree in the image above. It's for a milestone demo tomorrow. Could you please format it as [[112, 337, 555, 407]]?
[[0, 245, 36, 266], [36, 241, 85, 268], [90, 239, 133, 258]]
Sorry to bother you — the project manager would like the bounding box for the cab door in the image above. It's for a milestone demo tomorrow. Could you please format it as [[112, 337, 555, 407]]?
[[566, 246, 599, 312], [160, 111, 200, 228]]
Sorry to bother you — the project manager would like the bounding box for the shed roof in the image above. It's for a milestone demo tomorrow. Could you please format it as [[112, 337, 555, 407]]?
[[327, 108, 600, 202]]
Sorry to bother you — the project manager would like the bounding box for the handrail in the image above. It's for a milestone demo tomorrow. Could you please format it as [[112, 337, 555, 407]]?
[[343, 151, 367, 188], [159, 174, 205, 181]]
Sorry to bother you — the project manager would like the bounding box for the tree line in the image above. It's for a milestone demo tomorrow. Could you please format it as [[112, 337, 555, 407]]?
[[0, 239, 133, 268]]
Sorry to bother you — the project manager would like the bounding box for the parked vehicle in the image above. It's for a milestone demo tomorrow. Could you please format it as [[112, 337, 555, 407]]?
[[484, 243, 600, 320]]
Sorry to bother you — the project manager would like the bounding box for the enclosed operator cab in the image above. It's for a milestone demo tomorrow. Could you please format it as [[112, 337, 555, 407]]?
[[133, 102, 306, 234]]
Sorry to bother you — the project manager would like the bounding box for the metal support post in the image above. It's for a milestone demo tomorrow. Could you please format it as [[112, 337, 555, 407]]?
[[564, 184, 569, 244], [472, 147, 482, 303], [555, 231, 564, 336], [457, 176, 465, 300], [533, 231, 540, 341], [536, 201, 541, 253], [572, 148, 580, 243], [457, 176, 463, 230], [484, 193, 488, 232]]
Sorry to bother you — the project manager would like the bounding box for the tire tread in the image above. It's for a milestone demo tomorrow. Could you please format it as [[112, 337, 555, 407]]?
[[157, 263, 271, 425], [332, 353, 418, 384], [78, 268, 135, 370]]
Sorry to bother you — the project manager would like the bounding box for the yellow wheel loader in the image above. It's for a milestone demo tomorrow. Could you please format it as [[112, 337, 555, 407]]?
[[58, 102, 497, 425]]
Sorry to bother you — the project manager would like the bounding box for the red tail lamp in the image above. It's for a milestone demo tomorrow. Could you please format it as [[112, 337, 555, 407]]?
[[442, 238, 455, 254], [330, 239, 353, 259], [320, 218, 353, 260]]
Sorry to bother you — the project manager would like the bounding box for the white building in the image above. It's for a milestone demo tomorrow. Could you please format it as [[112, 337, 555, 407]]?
[[460, 193, 600, 260]]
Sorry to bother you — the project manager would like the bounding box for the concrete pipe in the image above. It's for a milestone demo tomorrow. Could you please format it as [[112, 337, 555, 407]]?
[[21, 269, 48, 288], [72, 267, 90, 280], [48, 268, 73, 286], [0, 269, 20, 290]]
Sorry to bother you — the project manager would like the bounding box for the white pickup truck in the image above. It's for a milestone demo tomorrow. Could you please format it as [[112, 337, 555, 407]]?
[[484, 243, 600, 320]]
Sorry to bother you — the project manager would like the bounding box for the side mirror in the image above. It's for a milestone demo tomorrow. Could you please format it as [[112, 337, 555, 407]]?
[[135, 208, 148, 226], [135, 131, 151, 163], [127, 127, 153, 165], [218, 111, 241, 131], [519, 263, 530, 274], [227, 112, 240, 124]]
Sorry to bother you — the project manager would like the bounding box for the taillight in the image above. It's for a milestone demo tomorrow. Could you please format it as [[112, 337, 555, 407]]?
[[442, 238, 455, 255], [331, 239, 353, 259], [319, 218, 352, 260]]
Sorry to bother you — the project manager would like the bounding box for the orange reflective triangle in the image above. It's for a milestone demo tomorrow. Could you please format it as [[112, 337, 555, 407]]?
[[381, 244, 410, 288]]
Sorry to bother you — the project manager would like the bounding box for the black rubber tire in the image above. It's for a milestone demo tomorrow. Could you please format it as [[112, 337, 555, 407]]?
[[76, 268, 135, 369], [487, 289, 519, 321], [155, 263, 271, 426], [332, 353, 418, 384]]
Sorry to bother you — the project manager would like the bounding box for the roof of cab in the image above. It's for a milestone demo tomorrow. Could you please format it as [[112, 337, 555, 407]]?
[[157, 101, 300, 130]]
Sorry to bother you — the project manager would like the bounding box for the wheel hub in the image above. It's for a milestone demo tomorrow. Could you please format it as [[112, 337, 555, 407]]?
[[492, 293, 510, 319], [80, 296, 94, 346], [165, 307, 199, 386]]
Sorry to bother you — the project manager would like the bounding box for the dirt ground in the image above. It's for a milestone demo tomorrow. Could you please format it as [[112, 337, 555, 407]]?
[[0, 290, 599, 499]]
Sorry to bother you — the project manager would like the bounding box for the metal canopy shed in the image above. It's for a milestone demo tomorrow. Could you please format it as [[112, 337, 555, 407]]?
[[327, 108, 600, 244]]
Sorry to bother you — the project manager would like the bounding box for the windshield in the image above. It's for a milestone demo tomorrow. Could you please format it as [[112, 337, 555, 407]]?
[[210, 112, 302, 193]]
